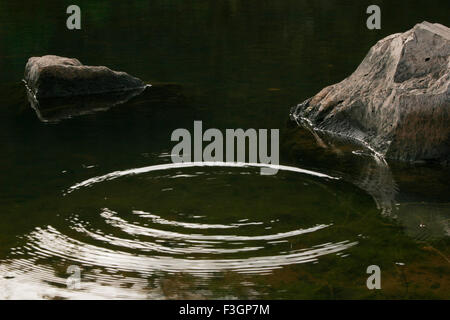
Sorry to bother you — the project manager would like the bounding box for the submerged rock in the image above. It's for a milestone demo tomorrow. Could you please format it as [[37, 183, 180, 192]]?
[[24, 55, 146, 99], [291, 22, 450, 163]]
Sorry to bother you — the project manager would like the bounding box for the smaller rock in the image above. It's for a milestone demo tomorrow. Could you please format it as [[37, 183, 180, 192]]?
[[24, 55, 146, 99]]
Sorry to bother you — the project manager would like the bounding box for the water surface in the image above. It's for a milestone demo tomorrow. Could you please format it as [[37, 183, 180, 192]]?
[[0, 0, 449, 299]]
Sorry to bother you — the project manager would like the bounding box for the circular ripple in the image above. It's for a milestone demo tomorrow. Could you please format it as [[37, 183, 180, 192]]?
[[3, 162, 366, 298]]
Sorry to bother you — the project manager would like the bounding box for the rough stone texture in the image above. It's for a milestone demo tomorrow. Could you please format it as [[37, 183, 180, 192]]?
[[24, 55, 146, 99], [292, 22, 450, 163]]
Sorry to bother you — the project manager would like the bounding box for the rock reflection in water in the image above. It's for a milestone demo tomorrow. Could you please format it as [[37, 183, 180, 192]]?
[[25, 84, 147, 122], [24, 83, 187, 122], [286, 118, 448, 239]]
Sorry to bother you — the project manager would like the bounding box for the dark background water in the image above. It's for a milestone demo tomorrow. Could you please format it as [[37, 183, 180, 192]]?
[[0, 0, 449, 299]]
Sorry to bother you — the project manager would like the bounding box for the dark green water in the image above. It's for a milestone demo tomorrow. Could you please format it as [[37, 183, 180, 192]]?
[[0, 0, 449, 299]]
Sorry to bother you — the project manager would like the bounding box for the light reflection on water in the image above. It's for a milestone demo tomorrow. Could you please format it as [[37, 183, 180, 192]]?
[[1, 162, 358, 299], [66, 161, 339, 194], [21, 225, 356, 274]]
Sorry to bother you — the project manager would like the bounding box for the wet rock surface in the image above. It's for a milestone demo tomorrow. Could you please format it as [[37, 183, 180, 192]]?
[[292, 22, 450, 163]]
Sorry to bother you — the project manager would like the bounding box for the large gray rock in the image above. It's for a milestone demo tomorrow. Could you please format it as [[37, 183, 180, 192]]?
[[24, 55, 146, 99], [291, 22, 450, 163]]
